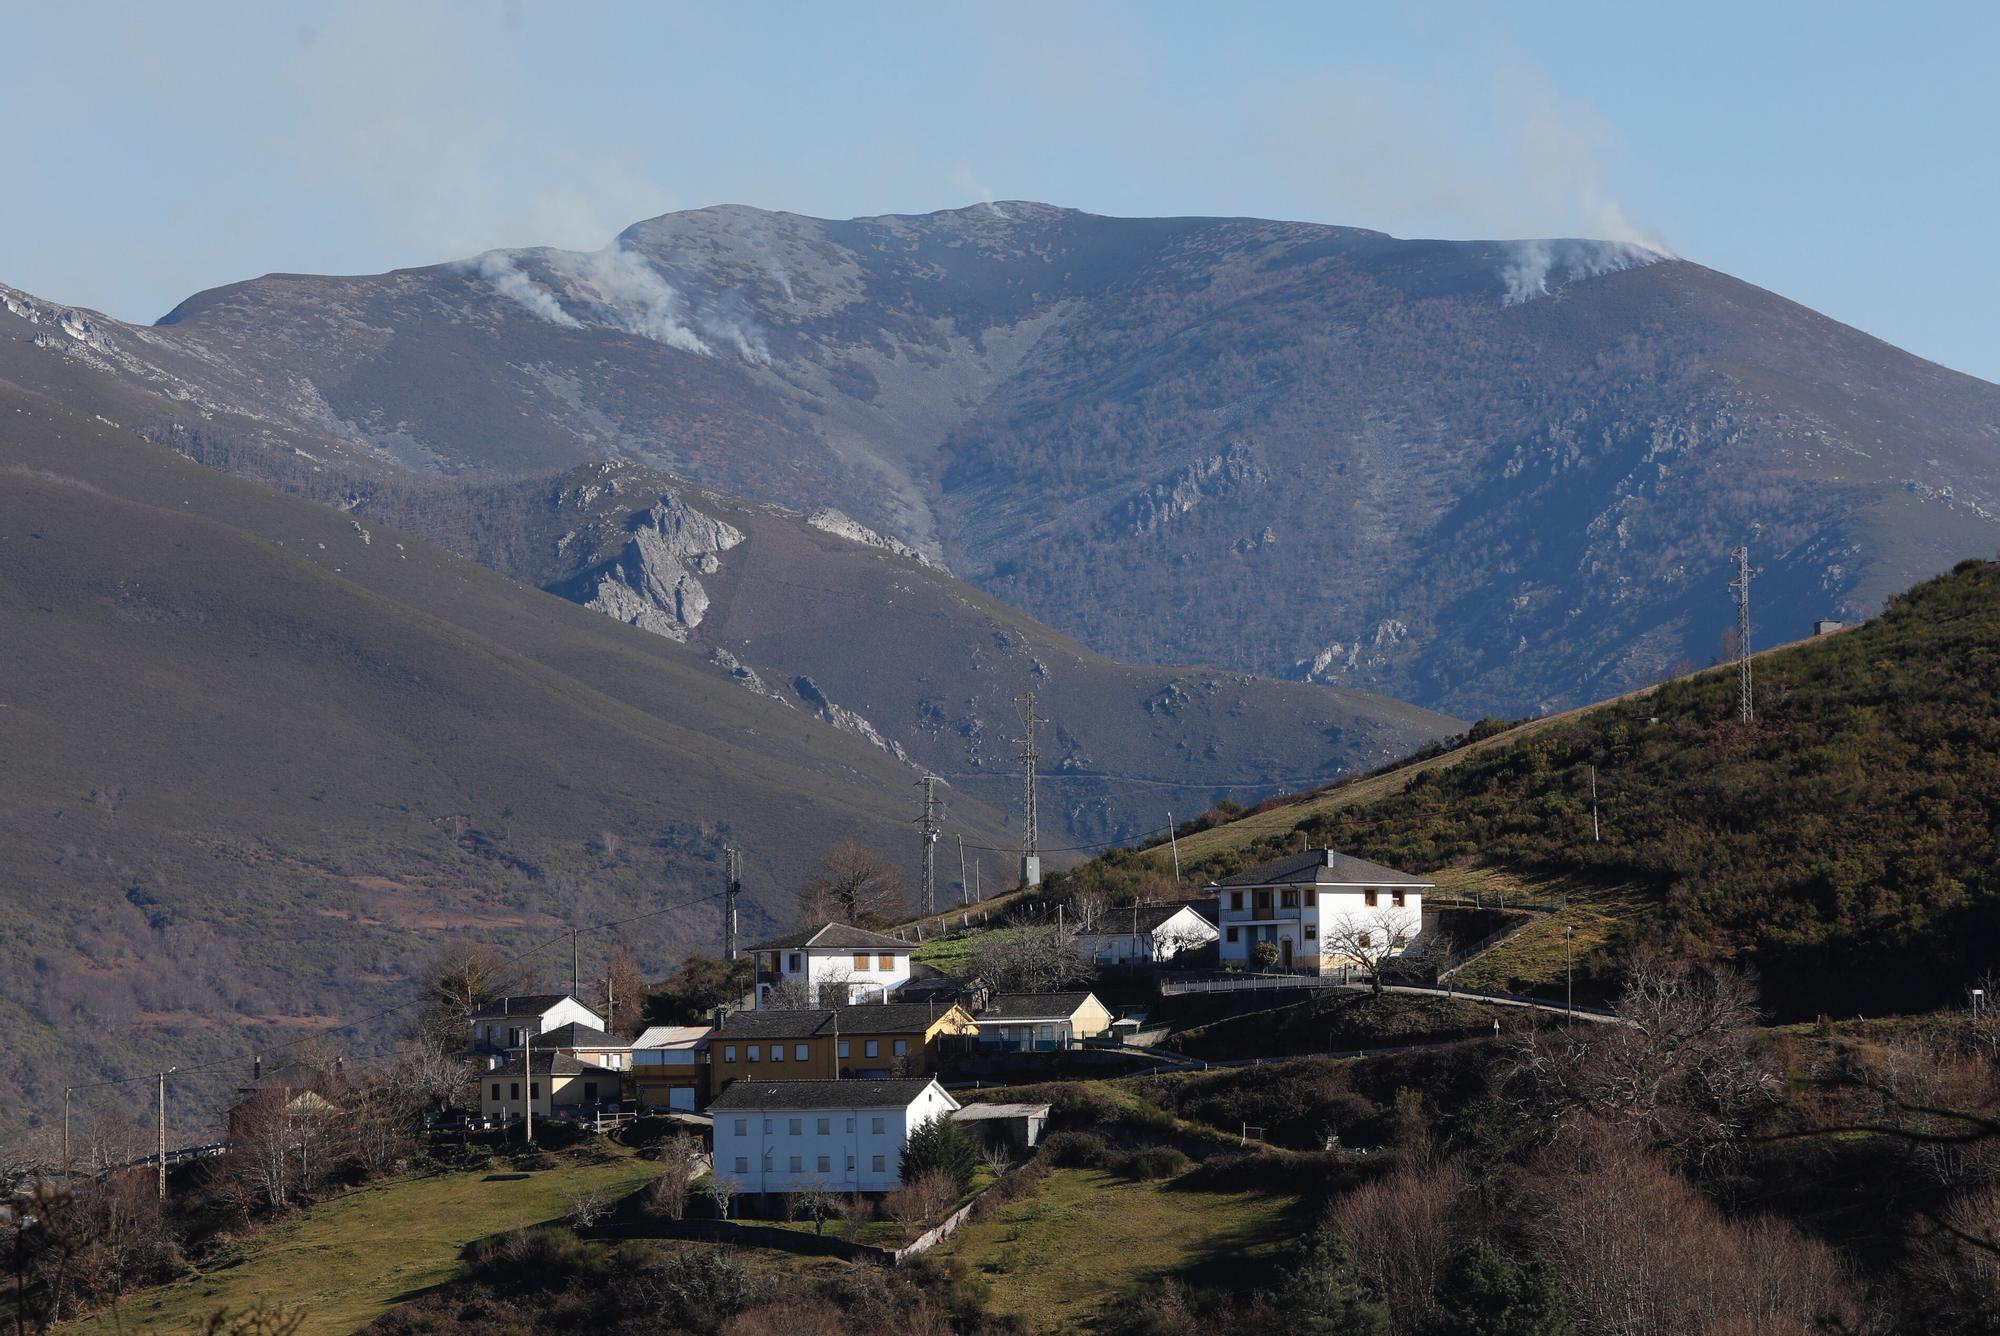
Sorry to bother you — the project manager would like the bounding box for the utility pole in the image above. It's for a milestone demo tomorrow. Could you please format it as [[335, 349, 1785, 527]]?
[[723, 846, 741, 962], [1729, 545, 1756, 723], [570, 929, 579, 999], [917, 775, 943, 916], [156, 1068, 174, 1201], [62, 1087, 71, 1180], [957, 835, 969, 907], [1166, 812, 1183, 886], [1565, 926, 1575, 1025], [1589, 767, 1600, 843], [1017, 693, 1041, 887], [523, 1031, 533, 1144]]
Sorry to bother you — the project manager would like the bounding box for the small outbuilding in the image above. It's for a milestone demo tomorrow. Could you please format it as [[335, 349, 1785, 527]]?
[[950, 1101, 1051, 1154]]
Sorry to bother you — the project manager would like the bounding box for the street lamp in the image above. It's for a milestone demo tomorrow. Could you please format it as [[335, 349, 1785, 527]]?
[[1974, 988, 1986, 1020], [1565, 925, 1575, 1024]]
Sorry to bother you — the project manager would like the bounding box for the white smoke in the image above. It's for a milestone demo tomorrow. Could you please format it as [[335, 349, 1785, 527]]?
[[1499, 238, 1670, 307], [469, 250, 581, 327], [548, 242, 712, 355]]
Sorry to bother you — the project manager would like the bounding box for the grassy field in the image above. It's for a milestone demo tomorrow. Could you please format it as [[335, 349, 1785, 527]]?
[[75, 1153, 659, 1335], [939, 1167, 1305, 1331]]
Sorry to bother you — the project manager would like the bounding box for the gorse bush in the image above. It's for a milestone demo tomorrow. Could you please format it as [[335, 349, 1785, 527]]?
[[1039, 1130, 1111, 1168]]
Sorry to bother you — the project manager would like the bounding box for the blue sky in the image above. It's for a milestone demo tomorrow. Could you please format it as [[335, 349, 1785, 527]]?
[[7, 1, 1996, 380]]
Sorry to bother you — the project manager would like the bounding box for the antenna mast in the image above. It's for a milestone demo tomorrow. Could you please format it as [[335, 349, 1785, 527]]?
[[723, 845, 741, 961], [1729, 545, 1755, 723], [917, 775, 943, 916], [1018, 693, 1042, 887]]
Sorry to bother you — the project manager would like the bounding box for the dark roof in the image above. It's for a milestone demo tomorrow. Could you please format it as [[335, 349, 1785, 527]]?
[[714, 1009, 836, 1040], [486, 1052, 621, 1077], [709, 1078, 947, 1111], [897, 974, 977, 1002], [831, 1003, 967, 1034], [747, 922, 913, 952], [1081, 904, 1216, 935], [979, 991, 1100, 1020], [468, 994, 578, 1021], [1209, 849, 1431, 889], [522, 1023, 625, 1050]]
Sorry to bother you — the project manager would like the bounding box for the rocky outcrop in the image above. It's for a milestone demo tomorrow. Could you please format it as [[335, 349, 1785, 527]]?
[[792, 676, 911, 763], [570, 492, 744, 642], [806, 508, 935, 567]]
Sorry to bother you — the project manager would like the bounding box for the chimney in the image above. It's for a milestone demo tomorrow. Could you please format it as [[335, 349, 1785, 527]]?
[[1323, 849, 1337, 868], [253, 1054, 262, 1081]]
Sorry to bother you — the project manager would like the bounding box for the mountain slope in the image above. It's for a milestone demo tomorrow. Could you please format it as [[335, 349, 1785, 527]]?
[[1078, 560, 2000, 1018], [0, 382, 1014, 1118], [9, 204, 1996, 716]]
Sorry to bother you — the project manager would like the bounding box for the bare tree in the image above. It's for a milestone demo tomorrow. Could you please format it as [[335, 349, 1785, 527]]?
[[763, 963, 855, 1010], [971, 924, 1091, 994], [788, 1179, 843, 1236], [1319, 906, 1423, 993], [1325, 1162, 1465, 1333], [1070, 887, 1112, 934], [707, 1173, 737, 1221], [602, 949, 648, 1037], [797, 840, 908, 927], [563, 1184, 612, 1229], [648, 1134, 702, 1220], [418, 941, 534, 1047], [1510, 958, 1776, 1163], [883, 1168, 958, 1240], [382, 1034, 473, 1114]]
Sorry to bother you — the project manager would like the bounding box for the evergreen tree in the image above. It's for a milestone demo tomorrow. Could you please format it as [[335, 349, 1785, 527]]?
[[1282, 1230, 1389, 1336], [1437, 1239, 1574, 1336], [900, 1112, 978, 1193]]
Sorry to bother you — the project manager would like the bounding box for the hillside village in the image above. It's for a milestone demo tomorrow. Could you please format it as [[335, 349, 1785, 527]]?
[[9, 559, 2000, 1332]]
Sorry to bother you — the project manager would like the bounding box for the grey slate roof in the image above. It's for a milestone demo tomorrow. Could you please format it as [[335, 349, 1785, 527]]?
[[979, 991, 1099, 1021], [714, 1009, 837, 1040], [830, 1002, 967, 1033], [523, 1023, 626, 1050], [1209, 849, 1432, 889], [485, 1052, 621, 1077], [1080, 904, 1216, 936], [468, 994, 577, 1021], [709, 1077, 946, 1111], [747, 922, 912, 952]]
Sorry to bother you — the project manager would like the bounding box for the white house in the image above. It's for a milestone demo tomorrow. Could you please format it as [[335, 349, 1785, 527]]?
[[467, 995, 605, 1054], [522, 1022, 632, 1071], [1210, 849, 1432, 975], [709, 1077, 960, 1198], [750, 922, 913, 1008], [975, 992, 1114, 1050], [1075, 903, 1218, 965]]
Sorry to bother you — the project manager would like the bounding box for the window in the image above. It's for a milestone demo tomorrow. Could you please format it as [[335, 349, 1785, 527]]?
[[871, 1116, 886, 1134], [893, 1039, 908, 1057], [864, 1040, 879, 1058], [871, 1154, 886, 1172], [1359, 932, 1373, 948], [723, 1045, 737, 1062], [1280, 888, 1298, 909], [787, 952, 801, 971], [733, 1119, 747, 1136], [789, 1155, 802, 1172], [878, 953, 894, 970], [817, 1154, 831, 1173], [734, 1156, 748, 1173], [853, 953, 870, 971], [1305, 888, 1317, 906], [1391, 933, 1408, 949], [845, 1117, 856, 1133], [1391, 889, 1407, 908], [1305, 923, 1318, 940], [529, 1083, 539, 1100], [795, 1044, 809, 1061], [1225, 926, 1240, 943], [762, 1150, 772, 1168], [490, 1083, 500, 1101], [1364, 889, 1380, 907], [771, 1044, 785, 1063], [509, 1082, 520, 1100], [788, 1118, 802, 1135], [1229, 890, 1243, 911], [763, 1118, 773, 1133], [748, 1044, 761, 1062], [817, 1117, 830, 1135], [838, 1040, 851, 1058], [846, 1154, 855, 1171]]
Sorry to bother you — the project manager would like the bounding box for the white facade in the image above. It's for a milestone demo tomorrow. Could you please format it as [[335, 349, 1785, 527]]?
[[1214, 860, 1428, 976], [469, 997, 605, 1052], [711, 1080, 959, 1195], [758, 945, 911, 1007], [1076, 906, 1218, 965]]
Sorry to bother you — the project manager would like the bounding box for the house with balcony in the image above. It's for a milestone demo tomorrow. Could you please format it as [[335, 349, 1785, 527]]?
[[1209, 849, 1431, 974], [466, 994, 605, 1055], [631, 1024, 711, 1112], [749, 922, 913, 1008], [975, 991, 1113, 1050], [710, 1077, 960, 1203]]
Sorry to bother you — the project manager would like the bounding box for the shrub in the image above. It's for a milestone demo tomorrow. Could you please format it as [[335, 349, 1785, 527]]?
[[1039, 1131, 1110, 1168], [1109, 1146, 1191, 1180], [1436, 1239, 1575, 1336]]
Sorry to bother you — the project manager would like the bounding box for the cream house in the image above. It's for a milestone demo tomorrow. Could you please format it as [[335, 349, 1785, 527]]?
[[478, 1051, 624, 1123], [1210, 849, 1431, 974]]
